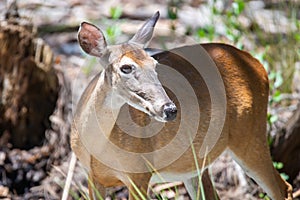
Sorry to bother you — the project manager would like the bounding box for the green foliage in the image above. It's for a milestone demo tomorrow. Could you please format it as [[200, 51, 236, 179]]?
[[273, 161, 284, 169], [197, 25, 216, 41], [280, 173, 290, 181], [231, 0, 245, 16], [294, 32, 300, 42], [224, 0, 245, 43], [194, 0, 299, 96], [252, 47, 283, 126], [105, 6, 123, 44], [167, 6, 178, 20], [273, 161, 289, 181], [259, 192, 271, 200], [267, 113, 278, 125], [167, 0, 183, 20], [106, 25, 122, 44], [110, 6, 122, 20]]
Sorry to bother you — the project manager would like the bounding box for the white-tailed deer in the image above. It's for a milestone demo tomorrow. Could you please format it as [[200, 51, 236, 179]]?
[[71, 11, 293, 200]]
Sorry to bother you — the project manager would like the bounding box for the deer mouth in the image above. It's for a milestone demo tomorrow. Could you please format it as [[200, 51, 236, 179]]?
[[128, 90, 176, 123], [144, 106, 165, 122]]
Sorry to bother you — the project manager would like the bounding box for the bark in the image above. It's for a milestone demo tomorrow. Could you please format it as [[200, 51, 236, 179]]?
[[0, 14, 58, 149], [272, 103, 300, 182]]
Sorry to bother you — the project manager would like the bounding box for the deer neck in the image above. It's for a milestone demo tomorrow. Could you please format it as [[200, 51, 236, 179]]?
[[88, 69, 124, 138]]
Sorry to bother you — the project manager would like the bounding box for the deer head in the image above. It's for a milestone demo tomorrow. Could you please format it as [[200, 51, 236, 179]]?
[[77, 11, 177, 122]]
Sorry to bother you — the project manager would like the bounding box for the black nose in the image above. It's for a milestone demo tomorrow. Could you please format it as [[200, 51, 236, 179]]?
[[163, 103, 177, 121]]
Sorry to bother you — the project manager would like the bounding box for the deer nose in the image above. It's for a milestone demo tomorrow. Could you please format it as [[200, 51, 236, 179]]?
[[163, 103, 177, 121]]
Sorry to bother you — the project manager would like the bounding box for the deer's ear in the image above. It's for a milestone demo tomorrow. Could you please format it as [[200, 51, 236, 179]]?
[[129, 11, 160, 48], [78, 22, 107, 57]]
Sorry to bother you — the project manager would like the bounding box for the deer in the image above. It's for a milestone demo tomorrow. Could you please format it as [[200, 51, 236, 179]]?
[[70, 11, 293, 200]]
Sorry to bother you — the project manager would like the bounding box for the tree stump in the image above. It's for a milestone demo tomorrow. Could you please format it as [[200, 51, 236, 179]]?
[[0, 4, 72, 197], [272, 103, 300, 183], [0, 16, 59, 149]]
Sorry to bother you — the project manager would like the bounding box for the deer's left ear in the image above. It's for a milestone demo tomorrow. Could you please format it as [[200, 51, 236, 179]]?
[[129, 11, 160, 48]]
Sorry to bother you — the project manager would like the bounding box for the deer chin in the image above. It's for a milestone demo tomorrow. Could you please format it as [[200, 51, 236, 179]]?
[[153, 115, 167, 123], [123, 91, 165, 122], [125, 97, 166, 123], [142, 105, 165, 122]]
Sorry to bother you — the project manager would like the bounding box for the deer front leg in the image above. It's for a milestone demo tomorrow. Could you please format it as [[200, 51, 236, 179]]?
[[88, 171, 106, 200], [184, 169, 219, 200], [126, 173, 152, 200]]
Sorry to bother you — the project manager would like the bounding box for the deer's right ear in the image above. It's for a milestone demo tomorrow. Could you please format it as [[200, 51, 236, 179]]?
[[78, 22, 107, 57], [129, 11, 160, 48]]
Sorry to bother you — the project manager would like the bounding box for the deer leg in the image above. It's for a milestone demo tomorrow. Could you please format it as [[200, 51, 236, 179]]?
[[229, 138, 293, 200], [88, 172, 106, 200], [201, 169, 220, 200], [184, 169, 219, 200], [125, 173, 152, 200]]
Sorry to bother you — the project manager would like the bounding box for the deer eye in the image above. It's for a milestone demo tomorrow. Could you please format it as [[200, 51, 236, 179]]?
[[120, 64, 134, 74]]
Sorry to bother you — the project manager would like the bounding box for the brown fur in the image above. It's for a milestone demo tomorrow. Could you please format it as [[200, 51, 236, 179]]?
[[71, 43, 293, 200], [120, 44, 150, 66]]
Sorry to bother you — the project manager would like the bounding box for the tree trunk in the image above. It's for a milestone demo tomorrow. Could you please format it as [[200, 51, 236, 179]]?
[[0, 13, 58, 149]]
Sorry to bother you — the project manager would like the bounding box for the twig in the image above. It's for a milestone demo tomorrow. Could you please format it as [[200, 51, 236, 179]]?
[[279, 93, 300, 101], [37, 23, 79, 35], [293, 188, 300, 198], [62, 152, 77, 200], [152, 182, 183, 193]]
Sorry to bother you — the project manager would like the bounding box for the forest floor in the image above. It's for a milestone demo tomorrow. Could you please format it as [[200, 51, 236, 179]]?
[[0, 0, 299, 199]]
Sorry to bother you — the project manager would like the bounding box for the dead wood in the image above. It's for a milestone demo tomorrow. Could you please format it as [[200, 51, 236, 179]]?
[[0, 14, 58, 149], [272, 102, 300, 183]]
